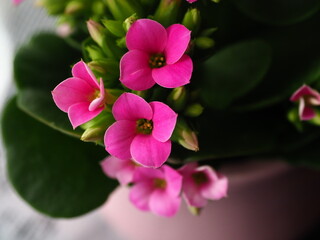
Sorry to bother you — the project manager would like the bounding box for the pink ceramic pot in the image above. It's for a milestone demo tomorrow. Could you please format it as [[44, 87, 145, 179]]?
[[101, 160, 320, 240]]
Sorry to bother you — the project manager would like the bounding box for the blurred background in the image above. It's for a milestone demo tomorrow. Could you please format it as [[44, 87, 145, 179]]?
[[0, 1, 124, 239]]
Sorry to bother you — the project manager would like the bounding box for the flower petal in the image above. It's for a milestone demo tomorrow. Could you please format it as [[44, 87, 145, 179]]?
[[126, 19, 167, 53], [132, 167, 164, 182], [150, 102, 177, 142], [52, 77, 94, 112], [68, 102, 102, 128], [129, 182, 154, 211], [182, 178, 207, 207], [199, 167, 228, 200], [112, 93, 153, 121], [100, 156, 136, 185], [149, 189, 181, 217], [164, 24, 191, 64], [162, 165, 182, 197], [104, 120, 136, 160], [290, 84, 320, 103], [299, 98, 316, 120], [120, 50, 155, 91], [152, 55, 193, 88], [72, 60, 99, 89], [89, 78, 105, 111], [130, 135, 171, 168]]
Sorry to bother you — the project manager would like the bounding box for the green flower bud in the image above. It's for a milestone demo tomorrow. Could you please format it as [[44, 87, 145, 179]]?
[[172, 118, 199, 152], [102, 19, 126, 37], [65, 1, 84, 15], [195, 37, 215, 49], [81, 127, 106, 142], [105, 0, 143, 21], [187, 205, 202, 216], [87, 19, 105, 47], [153, 0, 182, 27], [167, 87, 187, 111], [182, 8, 201, 33], [184, 103, 203, 117], [123, 13, 139, 32], [36, 0, 66, 15]]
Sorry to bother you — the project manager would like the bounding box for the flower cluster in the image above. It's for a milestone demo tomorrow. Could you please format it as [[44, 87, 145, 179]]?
[[51, 17, 227, 216]]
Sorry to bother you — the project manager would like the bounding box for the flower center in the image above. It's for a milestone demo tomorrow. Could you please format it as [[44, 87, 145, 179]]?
[[192, 172, 208, 185], [149, 54, 166, 68], [154, 178, 167, 189], [136, 119, 153, 134]]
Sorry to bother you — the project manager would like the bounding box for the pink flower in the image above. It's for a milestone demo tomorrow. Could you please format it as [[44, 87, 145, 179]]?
[[186, 0, 198, 3], [178, 162, 228, 208], [120, 19, 193, 91], [100, 156, 140, 185], [290, 84, 320, 121], [129, 165, 182, 217], [12, 0, 24, 5], [52, 60, 106, 128], [104, 93, 177, 168]]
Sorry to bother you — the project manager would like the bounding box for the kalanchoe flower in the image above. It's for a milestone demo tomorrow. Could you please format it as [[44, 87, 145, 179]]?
[[120, 19, 193, 91], [100, 156, 140, 185], [178, 162, 228, 208], [52, 60, 106, 129], [290, 84, 320, 121], [12, 0, 24, 5], [129, 165, 182, 217], [104, 93, 177, 168]]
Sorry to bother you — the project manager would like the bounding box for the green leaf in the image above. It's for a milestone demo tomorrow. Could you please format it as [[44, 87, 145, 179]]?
[[233, 15, 320, 111], [1, 97, 117, 218], [200, 40, 272, 110], [14, 33, 82, 137], [230, 0, 320, 26]]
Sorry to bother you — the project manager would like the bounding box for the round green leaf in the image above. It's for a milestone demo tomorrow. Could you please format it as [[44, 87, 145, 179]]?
[[200, 40, 272, 110], [230, 0, 320, 26], [14, 33, 82, 137], [1, 97, 117, 218]]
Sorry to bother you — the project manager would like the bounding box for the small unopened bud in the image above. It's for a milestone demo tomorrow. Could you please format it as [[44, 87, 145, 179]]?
[[87, 19, 105, 47], [187, 205, 202, 216], [81, 127, 105, 142], [167, 87, 187, 111], [123, 13, 139, 32], [172, 119, 199, 152], [184, 103, 203, 117], [195, 37, 215, 49], [65, 1, 84, 15], [182, 8, 201, 33], [154, 0, 182, 27]]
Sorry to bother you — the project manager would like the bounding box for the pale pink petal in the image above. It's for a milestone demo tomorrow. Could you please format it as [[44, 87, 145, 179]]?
[[199, 167, 228, 200], [126, 19, 167, 53], [104, 120, 136, 160], [290, 85, 320, 103], [130, 135, 171, 168], [112, 93, 153, 121], [72, 60, 99, 89], [150, 102, 177, 142], [149, 189, 181, 217], [152, 55, 193, 88], [164, 24, 191, 64], [100, 156, 135, 185], [132, 167, 164, 182], [89, 79, 105, 111], [182, 178, 207, 207], [300, 102, 316, 120], [162, 165, 182, 197], [68, 102, 102, 128], [52, 78, 94, 112], [129, 182, 154, 211], [178, 162, 198, 176], [120, 50, 155, 91]]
